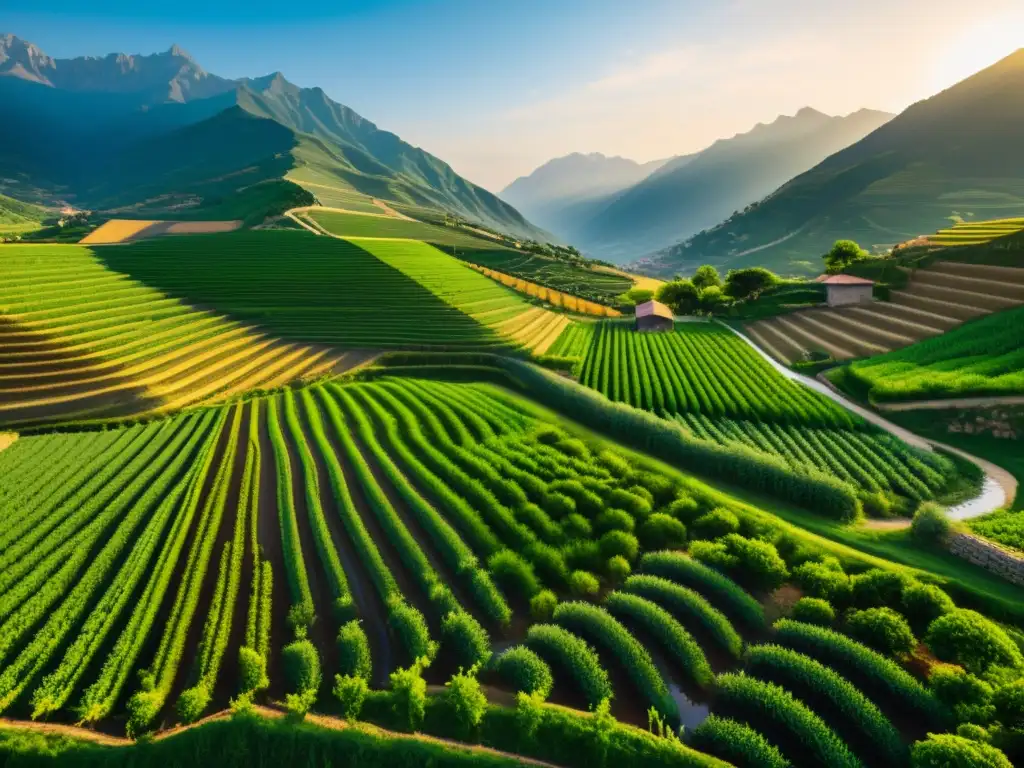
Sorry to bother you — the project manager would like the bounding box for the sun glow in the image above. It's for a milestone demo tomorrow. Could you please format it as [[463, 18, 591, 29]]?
[[929, 11, 1024, 93]]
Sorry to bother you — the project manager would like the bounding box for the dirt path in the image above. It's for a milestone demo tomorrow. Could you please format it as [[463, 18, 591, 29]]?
[[0, 432, 16, 453], [720, 321, 1013, 520], [876, 395, 1024, 412], [372, 199, 414, 221]]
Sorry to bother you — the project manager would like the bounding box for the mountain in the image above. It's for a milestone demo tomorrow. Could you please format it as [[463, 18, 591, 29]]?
[[645, 49, 1024, 277], [565, 107, 893, 263], [500, 152, 672, 236], [0, 34, 543, 237]]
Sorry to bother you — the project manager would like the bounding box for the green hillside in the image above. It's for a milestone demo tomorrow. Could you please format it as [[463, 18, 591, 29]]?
[[0, 192, 48, 235], [648, 49, 1024, 277]]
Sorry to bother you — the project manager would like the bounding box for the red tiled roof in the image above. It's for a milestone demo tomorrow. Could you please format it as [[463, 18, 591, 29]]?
[[635, 300, 674, 319], [817, 274, 875, 285]]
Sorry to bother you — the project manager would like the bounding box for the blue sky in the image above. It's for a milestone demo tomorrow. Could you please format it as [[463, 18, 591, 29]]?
[[6, 0, 1023, 190]]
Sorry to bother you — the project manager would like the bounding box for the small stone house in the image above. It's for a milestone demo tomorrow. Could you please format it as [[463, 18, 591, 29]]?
[[635, 300, 674, 332], [816, 274, 874, 307]]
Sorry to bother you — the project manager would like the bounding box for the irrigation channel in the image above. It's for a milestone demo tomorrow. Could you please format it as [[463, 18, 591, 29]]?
[[718, 320, 1013, 520]]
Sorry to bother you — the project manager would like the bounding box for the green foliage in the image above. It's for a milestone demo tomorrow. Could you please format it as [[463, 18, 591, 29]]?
[[774, 619, 947, 725], [639, 513, 687, 549], [744, 644, 906, 766], [444, 669, 488, 737], [598, 530, 640, 562], [333, 674, 369, 720], [824, 240, 869, 273], [606, 555, 632, 583], [911, 733, 1013, 768], [488, 550, 541, 600], [529, 589, 559, 622], [638, 550, 764, 631], [993, 680, 1024, 728], [713, 673, 860, 768], [336, 620, 372, 682], [238, 647, 269, 694], [441, 611, 492, 670], [689, 715, 790, 768], [569, 570, 601, 598], [793, 557, 853, 605], [931, 665, 996, 725], [692, 534, 789, 591], [655, 279, 700, 314], [925, 610, 1024, 675], [791, 597, 835, 626], [912, 503, 952, 544], [492, 647, 554, 698], [851, 569, 912, 609], [692, 265, 723, 290], [846, 607, 917, 657], [389, 601, 438, 664], [389, 658, 430, 732], [525, 624, 612, 707], [282, 639, 321, 697], [176, 684, 211, 724], [563, 513, 593, 539], [606, 488, 653, 519], [725, 267, 779, 299], [690, 508, 740, 540], [902, 583, 955, 632], [595, 508, 635, 535]]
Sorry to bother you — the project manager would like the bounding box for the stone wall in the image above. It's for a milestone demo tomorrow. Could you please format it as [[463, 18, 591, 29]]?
[[949, 532, 1024, 586]]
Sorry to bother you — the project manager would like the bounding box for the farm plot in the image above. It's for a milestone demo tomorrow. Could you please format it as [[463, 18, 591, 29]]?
[[306, 209, 496, 247], [97, 231, 561, 355], [578, 322, 961, 512], [0, 244, 346, 427], [843, 306, 1024, 402], [1, 373, 1017, 766], [927, 217, 1024, 247]]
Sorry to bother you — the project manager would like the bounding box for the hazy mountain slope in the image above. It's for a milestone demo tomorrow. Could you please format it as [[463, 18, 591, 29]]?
[[0, 33, 544, 237], [577, 107, 892, 263], [646, 49, 1024, 277], [500, 152, 672, 235]]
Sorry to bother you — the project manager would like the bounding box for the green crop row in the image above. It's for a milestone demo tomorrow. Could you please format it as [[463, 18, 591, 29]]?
[[526, 624, 612, 707], [688, 715, 790, 768]]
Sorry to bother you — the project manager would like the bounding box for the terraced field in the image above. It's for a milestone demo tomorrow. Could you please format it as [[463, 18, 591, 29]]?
[[926, 217, 1024, 247], [842, 305, 1024, 402], [305, 209, 495, 247], [0, 244, 348, 427], [747, 260, 1024, 364], [2, 372, 1012, 767], [466, 264, 621, 318], [577, 322, 962, 514]]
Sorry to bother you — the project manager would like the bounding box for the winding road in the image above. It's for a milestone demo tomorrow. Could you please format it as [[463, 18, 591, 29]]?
[[717, 321, 1015, 520]]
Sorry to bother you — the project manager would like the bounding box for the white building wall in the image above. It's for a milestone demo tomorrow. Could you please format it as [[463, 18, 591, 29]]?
[[827, 284, 873, 307]]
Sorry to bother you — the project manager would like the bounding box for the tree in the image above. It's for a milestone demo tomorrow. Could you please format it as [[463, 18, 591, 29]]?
[[823, 239, 868, 273], [655, 279, 700, 314], [692, 265, 722, 290], [724, 268, 778, 299]]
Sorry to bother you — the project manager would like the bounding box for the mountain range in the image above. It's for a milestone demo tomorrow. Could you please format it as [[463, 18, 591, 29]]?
[[503, 108, 893, 263], [643, 48, 1024, 277], [0, 34, 543, 236]]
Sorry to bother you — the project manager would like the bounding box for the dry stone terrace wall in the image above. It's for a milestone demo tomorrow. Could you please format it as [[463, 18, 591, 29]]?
[[949, 532, 1024, 586]]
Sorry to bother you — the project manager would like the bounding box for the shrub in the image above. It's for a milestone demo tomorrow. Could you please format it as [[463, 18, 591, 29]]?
[[491, 646, 554, 698], [606, 591, 713, 688], [389, 601, 438, 663], [555, 438, 590, 459], [851, 569, 912, 609], [543, 491, 576, 519], [791, 597, 835, 626], [957, 723, 992, 743], [694, 534, 788, 591], [176, 684, 210, 723], [530, 589, 558, 622], [689, 715, 789, 768], [238, 646, 268, 693], [526, 542, 570, 590], [336, 620, 372, 681], [525, 624, 612, 706], [690, 508, 740, 540], [910, 733, 1013, 767], [333, 674, 368, 720], [725, 267, 779, 299], [912, 502, 952, 544], [902, 583, 955, 632], [847, 607, 917, 657], [563, 513, 592, 539], [792, 557, 852, 606], [665, 494, 703, 523], [688, 539, 736, 571], [713, 673, 859, 768], [744, 644, 906, 766], [926, 610, 1024, 675], [441, 611, 491, 669], [569, 570, 601, 598], [630, 475, 671, 505], [445, 669, 488, 737], [282, 639, 321, 696], [595, 508, 635, 535], [596, 450, 631, 477], [535, 426, 565, 445], [606, 555, 632, 582], [638, 513, 687, 550], [389, 658, 429, 731], [488, 550, 541, 600], [993, 680, 1024, 728], [931, 665, 995, 725], [638, 550, 764, 631], [625, 574, 742, 659], [599, 530, 639, 562], [554, 601, 677, 721], [607, 488, 652, 519], [774, 619, 946, 725]]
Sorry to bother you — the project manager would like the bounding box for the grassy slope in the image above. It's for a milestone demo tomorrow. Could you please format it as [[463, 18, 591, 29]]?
[[844, 305, 1024, 402], [0, 193, 49, 235], [306, 209, 500, 247]]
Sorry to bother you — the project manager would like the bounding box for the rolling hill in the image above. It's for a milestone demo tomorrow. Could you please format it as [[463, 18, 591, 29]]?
[[645, 48, 1024, 277], [0, 34, 544, 238]]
